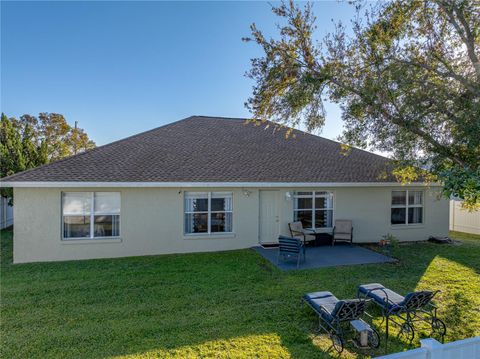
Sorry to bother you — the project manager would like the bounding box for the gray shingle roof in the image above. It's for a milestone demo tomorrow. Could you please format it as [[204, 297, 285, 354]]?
[[1, 116, 396, 183]]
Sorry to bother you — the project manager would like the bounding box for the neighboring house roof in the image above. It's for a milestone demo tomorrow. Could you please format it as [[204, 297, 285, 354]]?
[[1, 115, 398, 185]]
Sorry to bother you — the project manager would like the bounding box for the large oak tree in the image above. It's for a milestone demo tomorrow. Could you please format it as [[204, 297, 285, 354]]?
[[244, 0, 480, 209]]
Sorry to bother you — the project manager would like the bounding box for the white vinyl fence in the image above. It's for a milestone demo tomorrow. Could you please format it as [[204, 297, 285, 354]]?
[[450, 200, 480, 235], [1, 197, 13, 229], [375, 337, 480, 359]]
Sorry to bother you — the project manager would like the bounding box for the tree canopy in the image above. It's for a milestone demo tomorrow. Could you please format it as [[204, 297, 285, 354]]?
[[244, 0, 480, 209], [1, 113, 95, 200]]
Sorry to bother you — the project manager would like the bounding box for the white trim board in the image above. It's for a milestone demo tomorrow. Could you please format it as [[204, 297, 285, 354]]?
[[0, 181, 442, 188]]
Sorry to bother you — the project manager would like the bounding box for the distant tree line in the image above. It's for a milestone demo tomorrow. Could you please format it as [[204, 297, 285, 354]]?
[[0, 113, 95, 201]]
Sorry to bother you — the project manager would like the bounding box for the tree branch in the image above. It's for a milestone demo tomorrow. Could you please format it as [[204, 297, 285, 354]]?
[[437, 0, 480, 80], [395, 58, 480, 95], [452, 3, 480, 80]]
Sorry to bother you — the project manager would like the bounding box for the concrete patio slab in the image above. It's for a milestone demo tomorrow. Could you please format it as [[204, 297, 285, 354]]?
[[253, 243, 396, 271]]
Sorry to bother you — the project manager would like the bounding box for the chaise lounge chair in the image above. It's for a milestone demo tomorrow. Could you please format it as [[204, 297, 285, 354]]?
[[357, 283, 446, 344], [303, 291, 380, 353]]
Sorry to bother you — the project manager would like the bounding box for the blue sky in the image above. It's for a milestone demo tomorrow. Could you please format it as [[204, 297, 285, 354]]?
[[1, 1, 357, 146]]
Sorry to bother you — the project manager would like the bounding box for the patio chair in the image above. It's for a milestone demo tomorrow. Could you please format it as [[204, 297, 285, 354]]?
[[332, 220, 353, 246], [357, 283, 446, 344], [278, 235, 305, 268], [288, 221, 316, 245], [303, 291, 380, 353]]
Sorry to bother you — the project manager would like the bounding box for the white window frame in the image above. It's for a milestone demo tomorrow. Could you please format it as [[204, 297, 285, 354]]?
[[62, 192, 121, 240], [391, 190, 424, 226], [184, 192, 233, 235], [293, 191, 334, 230]]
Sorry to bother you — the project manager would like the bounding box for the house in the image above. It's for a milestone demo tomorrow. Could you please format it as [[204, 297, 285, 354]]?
[[0, 116, 449, 263]]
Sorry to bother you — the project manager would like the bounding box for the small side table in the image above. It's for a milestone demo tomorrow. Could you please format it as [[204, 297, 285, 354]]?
[[314, 232, 333, 246]]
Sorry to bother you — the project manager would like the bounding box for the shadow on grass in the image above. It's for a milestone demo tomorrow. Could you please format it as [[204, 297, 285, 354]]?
[[1, 229, 479, 359]]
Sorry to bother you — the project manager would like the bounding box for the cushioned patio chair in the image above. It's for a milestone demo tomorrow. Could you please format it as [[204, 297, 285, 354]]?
[[303, 291, 379, 353], [332, 220, 353, 246], [358, 283, 446, 344], [278, 235, 305, 268], [288, 221, 316, 245]]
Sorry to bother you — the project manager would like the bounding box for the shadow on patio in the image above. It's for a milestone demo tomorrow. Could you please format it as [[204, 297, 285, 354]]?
[[253, 243, 396, 271]]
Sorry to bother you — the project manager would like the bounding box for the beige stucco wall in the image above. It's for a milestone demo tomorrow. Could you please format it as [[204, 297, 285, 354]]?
[[13, 186, 449, 263]]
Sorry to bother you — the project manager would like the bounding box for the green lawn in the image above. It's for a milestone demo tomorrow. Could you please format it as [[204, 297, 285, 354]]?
[[1, 230, 479, 359]]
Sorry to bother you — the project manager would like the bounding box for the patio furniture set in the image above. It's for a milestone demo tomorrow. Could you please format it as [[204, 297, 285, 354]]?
[[303, 283, 447, 353], [279, 220, 353, 268], [288, 220, 353, 247]]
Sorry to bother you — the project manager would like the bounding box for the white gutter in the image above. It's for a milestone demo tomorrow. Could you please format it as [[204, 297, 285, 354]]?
[[0, 181, 442, 188]]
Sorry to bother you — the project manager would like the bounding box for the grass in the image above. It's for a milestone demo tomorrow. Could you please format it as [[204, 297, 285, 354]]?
[[1, 229, 479, 359]]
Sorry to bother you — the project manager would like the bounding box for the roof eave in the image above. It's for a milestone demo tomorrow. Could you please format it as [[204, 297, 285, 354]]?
[[0, 181, 443, 188]]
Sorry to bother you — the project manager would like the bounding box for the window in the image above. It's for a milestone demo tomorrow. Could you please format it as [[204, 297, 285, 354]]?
[[184, 192, 233, 234], [62, 192, 120, 239], [391, 190, 423, 225], [293, 191, 334, 229]]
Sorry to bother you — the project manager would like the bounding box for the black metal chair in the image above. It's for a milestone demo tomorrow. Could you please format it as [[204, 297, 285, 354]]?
[[278, 235, 305, 268], [358, 283, 446, 344], [303, 291, 380, 353]]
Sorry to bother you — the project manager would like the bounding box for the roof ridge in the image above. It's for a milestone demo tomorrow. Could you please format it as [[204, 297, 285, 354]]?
[[193, 115, 250, 121]]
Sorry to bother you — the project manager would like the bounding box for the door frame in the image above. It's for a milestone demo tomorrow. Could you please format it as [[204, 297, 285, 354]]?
[[258, 190, 281, 244]]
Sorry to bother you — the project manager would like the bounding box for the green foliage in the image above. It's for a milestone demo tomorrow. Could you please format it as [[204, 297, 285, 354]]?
[[0, 114, 44, 199], [0, 113, 95, 201], [381, 233, 400, 255], [9, 113, 96, 162], [0, 114, 25, 179], [1, 229, 479, 358], [442, 167, 480, 210], [381, 233, 398, 243], [245, 0, 480, 210]]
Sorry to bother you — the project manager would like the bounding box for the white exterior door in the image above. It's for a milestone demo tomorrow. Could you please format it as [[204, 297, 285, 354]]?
[[259, 190, 280, 244]]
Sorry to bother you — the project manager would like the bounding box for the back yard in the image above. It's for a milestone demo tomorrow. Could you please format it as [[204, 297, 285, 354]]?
[[1, 230, 479, 359]]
